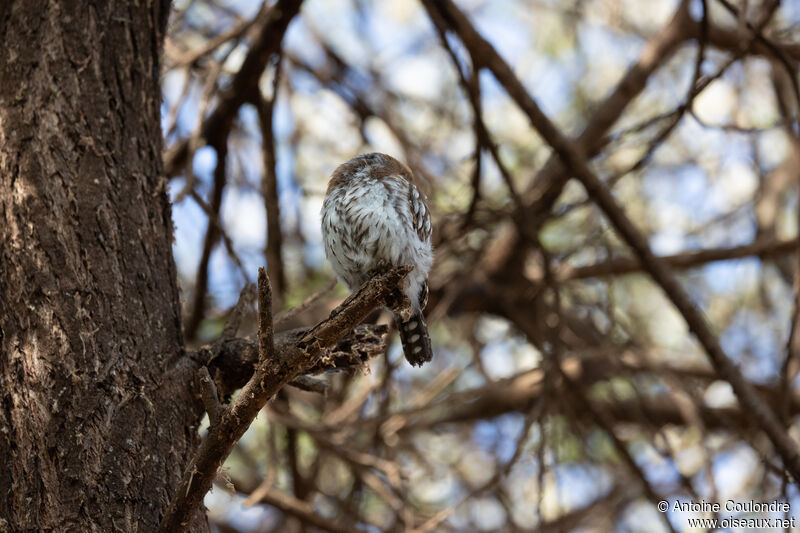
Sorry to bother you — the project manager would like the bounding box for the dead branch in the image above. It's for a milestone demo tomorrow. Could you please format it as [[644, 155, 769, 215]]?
[[158, 266, 411, 533]]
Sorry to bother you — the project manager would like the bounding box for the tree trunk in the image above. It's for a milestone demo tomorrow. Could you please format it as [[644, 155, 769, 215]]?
[[0, 2, 206, 531]]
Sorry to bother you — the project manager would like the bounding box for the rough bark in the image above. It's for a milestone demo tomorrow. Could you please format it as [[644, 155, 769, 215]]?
[[0, 2, 207, 531]]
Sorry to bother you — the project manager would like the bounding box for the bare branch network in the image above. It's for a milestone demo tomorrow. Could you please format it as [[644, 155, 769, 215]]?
[[159, 0, 800, 531]]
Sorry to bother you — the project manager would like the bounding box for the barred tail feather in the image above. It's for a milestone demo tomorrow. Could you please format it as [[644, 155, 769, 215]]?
[[397, 310, 433, 366]]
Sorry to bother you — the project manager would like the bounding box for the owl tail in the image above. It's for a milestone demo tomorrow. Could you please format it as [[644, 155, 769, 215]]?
[[396, 310, 433, 366]]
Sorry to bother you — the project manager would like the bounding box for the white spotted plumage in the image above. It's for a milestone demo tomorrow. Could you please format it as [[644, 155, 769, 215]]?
[[321, 154, 433, 308], [321, 153, 435, 366]]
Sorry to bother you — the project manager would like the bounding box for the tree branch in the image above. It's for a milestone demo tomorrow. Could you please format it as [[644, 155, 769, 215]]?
[[184, 133, 230, 341], [163, 0, 304, 178], [257, 267, 275, 363], [197, 366, 223, 426], [425, 0, 800, 482], [249, 487, 359, 533], [158, 266, 411, 533], [438, 0, 692, 283], [193, 323, 389, 398], [557, 237, 800, 280], [256, 85, 287, 306]]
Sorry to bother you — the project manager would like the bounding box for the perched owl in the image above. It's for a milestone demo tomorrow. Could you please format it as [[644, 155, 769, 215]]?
[[321, 153, 434, 366]]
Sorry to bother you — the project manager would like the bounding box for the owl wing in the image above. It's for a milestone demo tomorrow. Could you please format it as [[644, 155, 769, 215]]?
[[408, 182, 432, 242]]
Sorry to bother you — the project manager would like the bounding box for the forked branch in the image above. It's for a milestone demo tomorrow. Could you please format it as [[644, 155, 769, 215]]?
[[159, 265, 412, 533]]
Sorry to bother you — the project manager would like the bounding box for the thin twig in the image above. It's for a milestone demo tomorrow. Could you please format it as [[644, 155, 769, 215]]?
[[257, 267, 275, 363], [220, 283, 256, 341], [286, 375, 328, 394], [557, 237, 800, 280], [197, 366, 223, 426], [251, 486, 362, 533], [184, 134, 231, 341], [255, 52, 287, 306]]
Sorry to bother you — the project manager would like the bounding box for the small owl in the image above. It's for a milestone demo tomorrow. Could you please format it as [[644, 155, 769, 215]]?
[[321, 153, 434, 366]]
